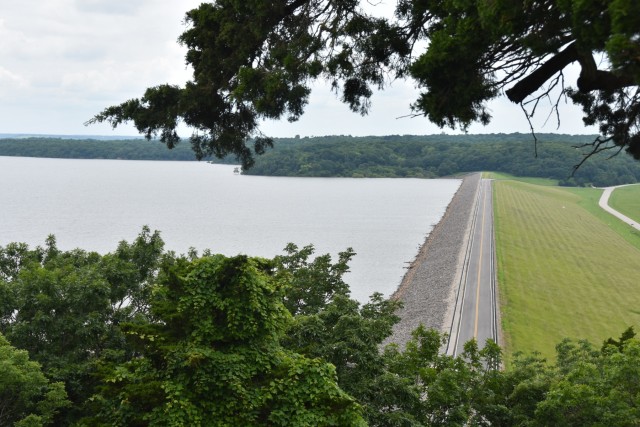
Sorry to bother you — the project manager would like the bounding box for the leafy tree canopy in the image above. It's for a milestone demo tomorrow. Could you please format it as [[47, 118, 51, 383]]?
[[2, 231, 640, 425], [86, 253, 365, 426], [90, 0, 403, 168], [0, 228, 165, 425], [0, 333, 70, 427], [88, 0, 640, 168], [405, 0, 640, 165]]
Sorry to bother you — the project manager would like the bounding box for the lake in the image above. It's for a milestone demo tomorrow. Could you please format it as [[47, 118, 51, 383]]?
[[0, 157, 460, 302]]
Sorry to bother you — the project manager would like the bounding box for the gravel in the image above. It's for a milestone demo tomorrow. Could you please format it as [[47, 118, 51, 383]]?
[[384, 173, 481, 348]]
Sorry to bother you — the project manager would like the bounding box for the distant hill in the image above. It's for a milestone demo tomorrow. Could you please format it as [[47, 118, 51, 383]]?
[[0, 133, 140, 140], [2, 133, 639, 186], [0, 136, 232, 163], [243, 133, 640, 187]]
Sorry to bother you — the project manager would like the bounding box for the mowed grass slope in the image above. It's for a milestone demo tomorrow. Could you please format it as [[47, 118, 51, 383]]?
[[484, 171, 558, 186], [493, 180, 640, 362], [609, 184, 640, 223]]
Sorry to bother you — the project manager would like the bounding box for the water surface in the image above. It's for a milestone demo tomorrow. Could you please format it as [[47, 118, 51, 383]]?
[[0, 157, 460, 302]]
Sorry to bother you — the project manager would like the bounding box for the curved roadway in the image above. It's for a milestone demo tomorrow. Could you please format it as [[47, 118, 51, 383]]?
[[599, 185, 640, 231], [446, 179, 498, 356]]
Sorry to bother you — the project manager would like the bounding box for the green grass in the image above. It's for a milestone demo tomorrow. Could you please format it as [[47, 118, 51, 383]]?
[[493, 180, 640, 363], [608, 184, 640, 224], [484, 171, 558, 186], [561, 186, 640, 250]]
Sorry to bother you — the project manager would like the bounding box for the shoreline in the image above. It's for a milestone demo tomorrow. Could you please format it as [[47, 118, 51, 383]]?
[[385, 173, 481, 348]]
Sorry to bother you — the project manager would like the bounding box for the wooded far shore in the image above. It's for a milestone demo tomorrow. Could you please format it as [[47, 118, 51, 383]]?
[[2, 133, 639, 187]]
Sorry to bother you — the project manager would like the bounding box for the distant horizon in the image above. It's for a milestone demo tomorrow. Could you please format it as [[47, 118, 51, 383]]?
[[0, 130, 600, 141], [0, 133, 143, 140]]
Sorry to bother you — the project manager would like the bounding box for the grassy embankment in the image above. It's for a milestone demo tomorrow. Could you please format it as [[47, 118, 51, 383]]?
[[486, 173, 640, 363], [608, 184, 640, 223]]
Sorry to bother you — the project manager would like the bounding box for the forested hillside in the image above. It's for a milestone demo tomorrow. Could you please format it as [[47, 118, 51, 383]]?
[[2, 134, 640, 186], [0, 137, 230, 162], [246, 133, 640, 186]]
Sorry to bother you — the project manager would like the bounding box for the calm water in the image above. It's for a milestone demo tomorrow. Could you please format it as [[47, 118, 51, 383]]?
[[0, 157, 460, 302]]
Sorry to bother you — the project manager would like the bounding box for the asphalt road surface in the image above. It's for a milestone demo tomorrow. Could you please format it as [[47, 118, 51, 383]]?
[[446, 179, 498, 356], [599, 185, 640, 231]]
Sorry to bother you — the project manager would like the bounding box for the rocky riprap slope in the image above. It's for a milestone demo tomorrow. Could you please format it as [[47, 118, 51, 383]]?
[[386, 173, 481, 348]]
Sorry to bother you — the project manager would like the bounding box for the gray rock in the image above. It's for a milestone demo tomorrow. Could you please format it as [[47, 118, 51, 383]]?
[[385, 173, 481, 348]]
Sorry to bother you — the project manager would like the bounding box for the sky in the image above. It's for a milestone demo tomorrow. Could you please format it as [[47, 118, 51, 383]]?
[[1, 0, 597, 138]]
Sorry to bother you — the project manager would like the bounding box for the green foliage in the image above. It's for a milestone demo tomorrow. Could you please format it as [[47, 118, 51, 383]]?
[[2, 231, 639, 425], [0, 333, 70, 426], [0, 227, 165, 425], [602, 326, 636, 352], [275, 244, 424, 425], [88, 1, 408, 168], [245, 134, 640, 186], [89, 253, 365, 426], [275, 243, 353, 315], [277, 245, 510, 426], [404, 0, 640, 158], [408, 12, 496, 128], [6, 134, 640, 186], [283, 292, 407, 425], [0, 137, 235, 162], [535, 337, 640, 426], [87, 0, 640, 166]]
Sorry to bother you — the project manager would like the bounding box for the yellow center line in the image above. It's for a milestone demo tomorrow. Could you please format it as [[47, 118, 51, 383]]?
[[474, 182, 487, 338]]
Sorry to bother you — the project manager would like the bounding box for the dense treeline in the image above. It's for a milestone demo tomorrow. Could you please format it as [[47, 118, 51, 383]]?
[[246, 133, 640, 187], [3, 134, 640, 186], [1, 229, 639, 426], [0, 137, 231, 163]]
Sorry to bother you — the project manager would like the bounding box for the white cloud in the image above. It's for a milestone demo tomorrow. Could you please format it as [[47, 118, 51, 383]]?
[[261, 74, 598, 138], [1, 0, 201, 134], [0, 0, 598, 137], [0, 66, 29, 92], [73, 0, 150, 15]]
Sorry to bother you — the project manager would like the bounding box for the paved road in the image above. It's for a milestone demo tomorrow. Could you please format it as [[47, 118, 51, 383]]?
[[446, 179, 497, 356], [599, 185, 640, 231]]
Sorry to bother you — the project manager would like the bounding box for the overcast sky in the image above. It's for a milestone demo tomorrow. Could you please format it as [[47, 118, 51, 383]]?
[[1, 0, 597, 138]]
